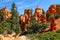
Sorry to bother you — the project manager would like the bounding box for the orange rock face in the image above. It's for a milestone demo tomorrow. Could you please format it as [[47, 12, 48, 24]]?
[[24, 9, 32, 23], [34, 6, 42, 22], [0, 7, 12, 19], [19, 15, 27, 31], [56, 4, 60, 14], [34, 6, 46, 23], [19, 9, 32, 31], [47, 4, 60, 14], [40, 14, 46, 23], [47, 4, 56, 15], [49, 15, 56, 31]]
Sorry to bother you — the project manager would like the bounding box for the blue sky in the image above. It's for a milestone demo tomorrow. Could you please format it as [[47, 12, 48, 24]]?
[[0, 0, 60, 14]]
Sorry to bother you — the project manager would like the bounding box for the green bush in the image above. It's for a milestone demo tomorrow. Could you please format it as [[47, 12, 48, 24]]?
[[55, 13, 60, 19], [0, 21, 21, 34], [27, 22, 39, 33], [56, 29, 60, 33], [46, 12, 51, 21], [0, 23, 5, 34], [27, 22, 48, 33], [27, 32, 60, 40], [13, 24, 21, 33]]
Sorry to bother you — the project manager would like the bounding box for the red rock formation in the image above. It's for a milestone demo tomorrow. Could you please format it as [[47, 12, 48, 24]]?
[[19, 9, 32, 31], [34, 6, 46, 23], [47, 4, 60, 14], [55, 18, 60, 30], [47, 4, 56, 15], [24, 9, 32, 23], [40, 14, 46, 23], [56, 4, 60, 14], [19, 15, 27, 31], [0, 7, 12, 19], [49, 15, 56, 31], [34, 6, 42, 22]]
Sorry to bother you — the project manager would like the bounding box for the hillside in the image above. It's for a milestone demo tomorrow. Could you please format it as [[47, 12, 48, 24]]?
[[55, 18, 60, 30]]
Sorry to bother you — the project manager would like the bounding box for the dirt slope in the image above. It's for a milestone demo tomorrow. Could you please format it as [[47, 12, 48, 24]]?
[[55, 18, 60, 30]]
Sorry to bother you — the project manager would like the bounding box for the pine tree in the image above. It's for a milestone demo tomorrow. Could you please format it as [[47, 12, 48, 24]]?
[[0, 11, 5, 22], [42, 9, 45, 14], [30, 9, 33, 23], [55, 13, 60, 19], [46, 12, 51, 21], [11, 3, 20, 33], [0, 11, 5, 34]]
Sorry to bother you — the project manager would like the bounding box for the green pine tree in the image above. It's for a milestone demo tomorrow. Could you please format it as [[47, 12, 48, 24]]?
[[30, 9, 34, 23], [55, 13, 60, 19], [0, 11, 5, 34], [11, 3, 20, 33], [42, 9, 45, 14], [46, 12, 51, 22]]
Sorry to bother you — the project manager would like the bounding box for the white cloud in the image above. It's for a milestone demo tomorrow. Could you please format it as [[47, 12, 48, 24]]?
[[16, 1, 24, 5], [0, 0, 12, 4], [17, 0, 41, 10]]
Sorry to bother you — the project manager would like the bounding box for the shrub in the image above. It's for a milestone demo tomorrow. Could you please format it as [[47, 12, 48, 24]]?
[[39, 23, 48, 33], [0, 23, 5, 34], [27, 22, 48, 33], [56, 29, 60, 33], [27, 32, 60, 40], [27, 22, 39, 33], [55, 13, 60, 19], [4, 22, 12, 34], [13, 24, 21, 34], [46, 12, 51, 21]]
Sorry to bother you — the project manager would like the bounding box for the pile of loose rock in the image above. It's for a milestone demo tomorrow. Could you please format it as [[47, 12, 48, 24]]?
[[0, 33, 30, 40]]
